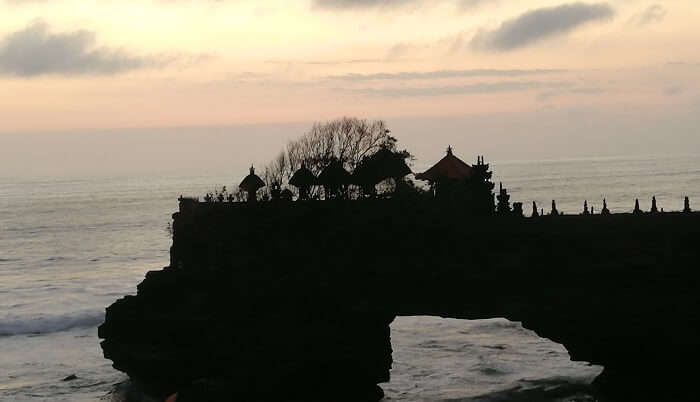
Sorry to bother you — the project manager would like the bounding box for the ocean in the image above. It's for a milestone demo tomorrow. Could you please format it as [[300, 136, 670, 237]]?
[[1, 154, 698, 401]]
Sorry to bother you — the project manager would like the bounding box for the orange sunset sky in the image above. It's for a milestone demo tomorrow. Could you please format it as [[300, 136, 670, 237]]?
[[1, 0, 699, 175]]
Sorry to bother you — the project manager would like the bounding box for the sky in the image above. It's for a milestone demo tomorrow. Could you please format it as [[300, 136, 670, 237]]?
[[1, 0, 699, 176]]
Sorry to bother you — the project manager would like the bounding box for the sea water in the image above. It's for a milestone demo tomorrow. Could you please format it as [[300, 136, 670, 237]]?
[[1, 155, 698, 401]]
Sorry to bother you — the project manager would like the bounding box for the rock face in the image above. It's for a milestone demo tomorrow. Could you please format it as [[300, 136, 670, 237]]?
[[100, 199, 700, 401]]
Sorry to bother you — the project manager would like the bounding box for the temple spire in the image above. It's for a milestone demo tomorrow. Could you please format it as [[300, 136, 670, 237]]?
[[551, 200, 559, 216], [633, 198, 642, 215], [602, 198, 610, 215]]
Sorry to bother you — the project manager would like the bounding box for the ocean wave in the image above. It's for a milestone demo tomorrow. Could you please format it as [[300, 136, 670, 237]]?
[[459, 379, 595, 402], [0, 311, 105, 337]]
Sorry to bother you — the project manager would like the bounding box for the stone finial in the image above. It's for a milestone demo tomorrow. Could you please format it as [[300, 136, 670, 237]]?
[[651, 196, 659, 214], [583, 200, 590, 215], [602, 198, 611, 215], [532, 201, 539, 217], [496, 182, 511, 215], [633, 198, 642, 215], [551, 200, 559, 216], [684, 196, 691, 213], [447, 145, 453, 155]]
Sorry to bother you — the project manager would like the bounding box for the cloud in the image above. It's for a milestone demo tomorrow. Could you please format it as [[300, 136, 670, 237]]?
[[351, 80, 570, 97], [458, 0, 496, 9], [471, 2, 615, 51], [0, 20, 154, 76], [328, 68, 567, 81], [313, 0, 417, 9], [536, 86, 607, 101], [313, 0, 495, 10], [664, 85, 683, 96], [631, 4, 666, 26]]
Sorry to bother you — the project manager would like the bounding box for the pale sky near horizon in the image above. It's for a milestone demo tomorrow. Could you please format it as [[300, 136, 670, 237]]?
[[1, 0, 699, 176]]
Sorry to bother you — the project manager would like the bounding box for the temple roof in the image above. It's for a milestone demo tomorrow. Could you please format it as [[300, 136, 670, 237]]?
[[239, 166, 265, 192], [352, 148, 412, 185], [317, 161, 351, 186], [415, 146, 474, 182], [289, 164, 317, 188]]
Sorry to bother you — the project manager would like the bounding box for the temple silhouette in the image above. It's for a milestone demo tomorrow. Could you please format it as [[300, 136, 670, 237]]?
[[99, 142, 699, 402]]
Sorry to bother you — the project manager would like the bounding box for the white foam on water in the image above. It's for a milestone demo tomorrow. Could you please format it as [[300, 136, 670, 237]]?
[[0, 311, 105, 337], [386, 316, 602, 401]]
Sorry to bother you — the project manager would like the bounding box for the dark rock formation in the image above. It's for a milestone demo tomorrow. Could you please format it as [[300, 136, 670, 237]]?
[[100, 199, 700, 401]]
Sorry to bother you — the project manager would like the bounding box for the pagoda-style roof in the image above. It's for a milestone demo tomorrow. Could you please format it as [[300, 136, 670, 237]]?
[[353, 148, 412, 186], [289, 164, 317, 188], [415, 146, 473, 182], [317, 160, 351, 186], [239, 165, 265, 192]]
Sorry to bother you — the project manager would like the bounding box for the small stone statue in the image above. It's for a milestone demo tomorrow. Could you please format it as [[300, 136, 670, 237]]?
[[601, 198, 611, 215], [684, 197, 691, 213], [583, 200, 590, 215], [532, 201, 539, 217]]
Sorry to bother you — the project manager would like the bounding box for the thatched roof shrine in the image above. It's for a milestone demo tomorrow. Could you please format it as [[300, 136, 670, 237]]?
[[289, 164, 317, 188], [415, 146, 473, 182], [353, 148, 412, 186], [317, 161, 351, 186], [239, 166, 265, 192]]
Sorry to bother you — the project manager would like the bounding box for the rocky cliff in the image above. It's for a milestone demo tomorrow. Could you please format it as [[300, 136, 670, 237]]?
[[99, 199, 700, 401]]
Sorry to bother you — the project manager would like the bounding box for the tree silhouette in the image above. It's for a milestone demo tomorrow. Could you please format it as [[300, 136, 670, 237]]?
[[263, 117, 410, 199]]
